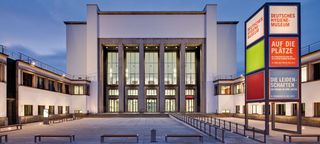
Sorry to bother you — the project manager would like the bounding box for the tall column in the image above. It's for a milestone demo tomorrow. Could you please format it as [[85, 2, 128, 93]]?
[[159, 44, 165, 113], [118, 45, 125, 113], [138, 43, 145, 113], [179, 44, 186, 113]]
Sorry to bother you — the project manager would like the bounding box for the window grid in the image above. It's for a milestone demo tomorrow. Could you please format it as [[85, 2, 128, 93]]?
[[108, 89, 119, 96], [126, 52, 139, 85], [164, 52, 177, 85], [128, 89, 138, 96], [185, 89, 194, 96], [74, 85, 84, 95], [128, 99, 138, 112], [146, 99, 157, 112], [145, 52, 158, 85], [24, 105, 33, 116], [37, 77, 45, 89], [165, 99, 176, 112], [23, 72, 33, 87], [146, 89, 157, 96], [38, 105, 45, 116], [185, 52, 196, 85], [109, 99, 119, 112], [107, 52, 119, 85], [186, 99, 194, 112], [165, 89, 176, 96]]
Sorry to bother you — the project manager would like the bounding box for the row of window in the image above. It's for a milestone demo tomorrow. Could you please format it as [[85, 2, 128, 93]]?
[[22, 72, 88, 95], [24, 105, 70, 116], [106, 51, 197, 86], [215, 83, 245, 95], [233, 103, 320, 116], [108, 89, 193, 97], [107, 98, 193, 112]]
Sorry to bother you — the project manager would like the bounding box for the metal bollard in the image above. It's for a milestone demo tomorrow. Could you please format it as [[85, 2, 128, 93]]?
[[151, 129, 157, 142]]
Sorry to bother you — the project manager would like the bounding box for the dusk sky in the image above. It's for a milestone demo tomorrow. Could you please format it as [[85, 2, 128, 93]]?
[[0, 0, 319, 74]]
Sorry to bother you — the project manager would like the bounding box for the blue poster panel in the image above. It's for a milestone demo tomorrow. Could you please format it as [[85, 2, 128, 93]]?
[[269, 69, 299, 100]]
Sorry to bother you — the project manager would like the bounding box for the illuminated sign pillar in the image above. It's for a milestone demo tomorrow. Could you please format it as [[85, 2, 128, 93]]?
[[245, 3, 301, 134]]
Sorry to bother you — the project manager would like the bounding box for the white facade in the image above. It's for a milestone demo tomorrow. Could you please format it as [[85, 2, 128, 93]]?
[[66, 4, 237, 113]]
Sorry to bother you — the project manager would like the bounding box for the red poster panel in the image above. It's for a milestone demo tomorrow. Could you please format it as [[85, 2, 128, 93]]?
[[269, 37, 299, 67], [246, 71, 265, 101]]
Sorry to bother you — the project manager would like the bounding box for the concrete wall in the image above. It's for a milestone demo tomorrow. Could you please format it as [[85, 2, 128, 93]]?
[[18, 86, 87, 116], [205, 4, 218, 113], [99, 15, 205, 38], [66, 24, 87, 76], [302, 80, 320, 117]]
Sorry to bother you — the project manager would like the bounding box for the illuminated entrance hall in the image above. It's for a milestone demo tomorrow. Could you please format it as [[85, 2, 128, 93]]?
[[103, 40, 202, 113]]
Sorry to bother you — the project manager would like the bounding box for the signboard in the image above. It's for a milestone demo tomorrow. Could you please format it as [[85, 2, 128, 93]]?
[[246, 71, 265, 101], [43, 109, 49, 118], [246, 40, 265, 74], [269, 6, 298, 34], [269, 37, 299, 67], [269, 69, 299, 100], [246, 8, 264, 46]]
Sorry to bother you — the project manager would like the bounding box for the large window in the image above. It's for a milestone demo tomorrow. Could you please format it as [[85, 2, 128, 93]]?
[[146, 99, 157, 112], [49, 106, 55, 115], [74, 85, 84, 95], [186, 99, 194, 112], [292, 103, 305, 116], [38, 105, 45, 116], [128, 99, 138, 112], [58, 106, 63, 114], [107, 52, 119, 85], [126, 52, 139, 85], [276, 104, 286, 115], [48, 80, 55, 91], [57, 82, 63, 93], [65, 84, 70, 94], [23, 72, 33, 87], [109, 99, 119, 112], [66, 106, 70, 114], [24, 105, 33, 116], [314, 103, 320, 117], [165, 99, 175, 112], [37, 77, 45, 89], [220, 85, 231, 95], [233, 83, 244, 94], [314, 63, 320, 80], [145, 52, 158, 85], [185, 52, 196, 85], [164, 52, 177, 85], [0, 64, 4, 82], [301, 66, 307, 82]]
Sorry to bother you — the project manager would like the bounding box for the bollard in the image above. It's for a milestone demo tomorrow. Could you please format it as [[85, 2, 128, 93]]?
[[151, 129, 157, 142]]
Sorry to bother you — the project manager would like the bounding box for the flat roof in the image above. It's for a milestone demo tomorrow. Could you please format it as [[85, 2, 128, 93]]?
[[97, 11, 206, 15], [64, 21, 87, 25]]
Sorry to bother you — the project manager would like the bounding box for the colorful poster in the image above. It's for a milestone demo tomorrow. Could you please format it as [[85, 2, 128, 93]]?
[[246, 8, 264, 46], [246, 40, 265, 74], [269, 37, 299, 67], [246, 71, 265, 101], [269, 69, 299, 100], [269, 6, 298, 34]]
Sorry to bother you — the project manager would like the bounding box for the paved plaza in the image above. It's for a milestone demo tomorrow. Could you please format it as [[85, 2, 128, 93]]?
[[221, 117, 320, 144], [2, 117, 319, 143]]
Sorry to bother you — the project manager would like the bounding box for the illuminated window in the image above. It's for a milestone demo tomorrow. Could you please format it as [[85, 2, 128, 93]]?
[[128, 89, 138, 96], [24, 105, 33, 116], [109, 99, 119, 112], [145, 52, 158, 85], [233, 83, 244, 94], [165, 89, 176, 96], [107, 52, 119, 85], [126, 52, 139, 85], [185, 52, 196, 85], [146, 99, 157, 112], [301, 66, 307, 82], [146, 89, 157, 96], [74, 85, 84, 95], [220, 85, 231, 95], [165, 99, 175, 112], [0, 64, 4, 81], [186, 99, 194, 112], [108, 89, 119, 96], [128, 99, 138, 112], [164, 52, 177, 85]]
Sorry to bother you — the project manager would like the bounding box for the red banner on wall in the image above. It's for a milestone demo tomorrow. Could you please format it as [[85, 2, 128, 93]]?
[[269, 37, 299, 67], [246, 71, 265, 101]]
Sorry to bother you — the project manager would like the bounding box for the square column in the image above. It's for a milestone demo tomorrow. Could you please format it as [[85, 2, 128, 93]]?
[[159, 44, 165, 113], [118, 45, 125, 113], [179, 44, 186, 113], [139, 43, 145, 113]]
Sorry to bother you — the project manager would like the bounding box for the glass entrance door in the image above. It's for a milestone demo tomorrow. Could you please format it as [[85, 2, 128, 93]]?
[[146, 99, 157, 112]]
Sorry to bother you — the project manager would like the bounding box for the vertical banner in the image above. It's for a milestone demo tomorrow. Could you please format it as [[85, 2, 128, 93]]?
[[269, 37, 299, 67]]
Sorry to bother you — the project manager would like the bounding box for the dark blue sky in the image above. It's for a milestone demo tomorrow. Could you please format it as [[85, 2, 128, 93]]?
[[0, 0, 319, 74]]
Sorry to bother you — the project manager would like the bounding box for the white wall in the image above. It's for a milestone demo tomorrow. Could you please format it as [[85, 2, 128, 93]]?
[[205, 4, 218, 113], [0, 82, 6, 117], [302, 80, 320, 117], [66, 24, 87, 76], [99, 15, 205, 38], [217, 24, 237, 75], [18, 86, 87, 116]]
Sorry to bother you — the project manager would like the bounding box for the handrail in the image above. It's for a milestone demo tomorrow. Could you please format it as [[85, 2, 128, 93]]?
[[0, 45, 91, 81], [187, 114, 266, 143], [170, 113, 225, 143], [301, 40, 320, 56]]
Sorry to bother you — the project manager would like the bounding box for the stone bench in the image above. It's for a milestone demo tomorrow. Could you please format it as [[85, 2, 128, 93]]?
[[165, 134, 203, 143], [100, 134, 139, 143], [283, 134, 320, 143], [34, 134, 75, 143]]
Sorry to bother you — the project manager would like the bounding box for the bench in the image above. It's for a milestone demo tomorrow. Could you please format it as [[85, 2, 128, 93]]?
[[100, 134, 139, 143], [165, 134, 203, 143], [0, 134, 8, 143], [34, 135, 75, 143], [283, 134, 320, 143], [0, 124, 22, 132]]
